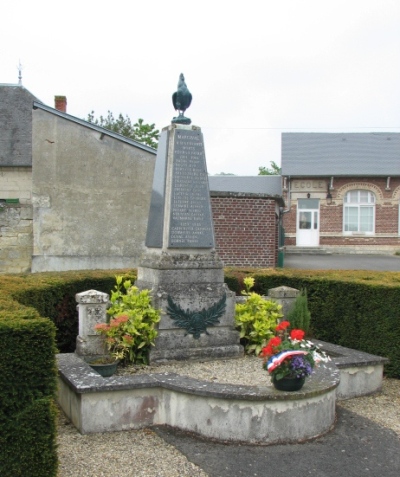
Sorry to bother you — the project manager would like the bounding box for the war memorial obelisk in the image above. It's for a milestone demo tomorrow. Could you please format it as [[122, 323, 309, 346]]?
[[136, 74, 243, 363]]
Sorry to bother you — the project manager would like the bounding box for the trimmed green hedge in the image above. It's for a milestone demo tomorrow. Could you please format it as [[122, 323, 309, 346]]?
[[1, 398, 58, 477], [0, 312, 58, 476], [10, 270, 137, 352], [225, 267, 400, 378], [0, 269, 135, 477]]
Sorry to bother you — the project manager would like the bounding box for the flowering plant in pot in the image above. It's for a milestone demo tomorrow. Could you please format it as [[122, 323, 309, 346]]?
[[261, 321, 330, 391], [94, 315, 133, 362], [85, 323, 122, 377], [94, 276, 160, 366]]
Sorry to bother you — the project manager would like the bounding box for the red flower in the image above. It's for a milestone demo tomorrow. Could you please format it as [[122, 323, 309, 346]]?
[[261, 336, 282, 356], [290, 329, 305, 341], [116, 315, 129, 323], [276, 320, 290, 331]]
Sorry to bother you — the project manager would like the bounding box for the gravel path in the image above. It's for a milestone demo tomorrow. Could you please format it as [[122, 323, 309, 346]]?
[[116, 355, 272, 386], [57, 416, 208, 477], [57, 357, 400, 477]]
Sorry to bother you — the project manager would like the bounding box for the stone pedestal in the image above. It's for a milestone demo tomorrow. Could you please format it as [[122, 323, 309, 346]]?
[[268, 286, 300, 318], [136, 124, 242, 363], [75, 289, 109, 357]]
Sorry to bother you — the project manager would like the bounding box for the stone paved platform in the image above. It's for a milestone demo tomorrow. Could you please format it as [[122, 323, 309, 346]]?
[[57, 341, 388, 443]]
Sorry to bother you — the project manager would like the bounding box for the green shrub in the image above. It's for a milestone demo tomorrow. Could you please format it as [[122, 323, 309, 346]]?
[[224, 274, 241, 294], [100, 276, 161, 364], [0, 268, 135, 475], [0, 313, 58, 477], [235, 277, 283, 355], [0, 398, 58, 477], [286, 289, 311, 333]]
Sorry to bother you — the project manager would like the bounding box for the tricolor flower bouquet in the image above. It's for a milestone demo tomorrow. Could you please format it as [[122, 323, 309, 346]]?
[[261, 321, 330, 387]]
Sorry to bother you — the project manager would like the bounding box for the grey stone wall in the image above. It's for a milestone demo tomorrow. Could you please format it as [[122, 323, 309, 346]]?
[[0, 85, 36, 272], [31, 109, 156, 272], [0, 166, 32, 204], [0, 203, 33, 273]]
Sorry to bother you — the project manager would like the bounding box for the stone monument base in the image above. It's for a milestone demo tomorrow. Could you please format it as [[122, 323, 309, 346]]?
[[136, 250, 243, 364]]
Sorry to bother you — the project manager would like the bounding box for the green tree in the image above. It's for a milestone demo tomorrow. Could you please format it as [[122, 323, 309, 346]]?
[[258, 161, 281, 175], [86, 111, 159, 149], [286, 289, 311, 334]]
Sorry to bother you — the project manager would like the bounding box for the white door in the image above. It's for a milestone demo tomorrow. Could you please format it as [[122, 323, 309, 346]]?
[[296, 199, 319, 246]]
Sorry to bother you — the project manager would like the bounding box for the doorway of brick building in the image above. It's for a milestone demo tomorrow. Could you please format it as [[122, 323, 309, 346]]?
[[296, 199, 320, 246]]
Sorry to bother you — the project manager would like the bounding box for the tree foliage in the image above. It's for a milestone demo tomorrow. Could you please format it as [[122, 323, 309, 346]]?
[[86, 111, 159, 149], [258, 161, 281, 175], [286, 289, 311, 334]]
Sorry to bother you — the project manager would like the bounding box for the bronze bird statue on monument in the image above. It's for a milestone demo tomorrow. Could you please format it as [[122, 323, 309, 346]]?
[[172, 73, 192, 125]]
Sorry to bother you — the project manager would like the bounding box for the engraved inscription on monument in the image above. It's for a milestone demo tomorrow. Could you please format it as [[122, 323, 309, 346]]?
[[169, 129, 214, 248]]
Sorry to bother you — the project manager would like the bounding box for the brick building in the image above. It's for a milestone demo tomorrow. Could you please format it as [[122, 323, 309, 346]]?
[[209, 176, 284, 267], [281, 133, 400, 253]]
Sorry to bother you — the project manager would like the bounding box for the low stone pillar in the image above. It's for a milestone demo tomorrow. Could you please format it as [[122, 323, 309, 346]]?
[[75, 290, 109, 357], [268, 286, 299, 319]]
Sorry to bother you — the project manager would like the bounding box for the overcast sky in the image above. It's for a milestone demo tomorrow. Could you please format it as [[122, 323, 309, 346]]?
[[1, 0, 399, 176]]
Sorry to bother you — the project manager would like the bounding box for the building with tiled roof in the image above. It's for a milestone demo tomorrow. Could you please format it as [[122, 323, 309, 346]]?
[[281, 133, 400, 252], [0, 83, 157, 273]]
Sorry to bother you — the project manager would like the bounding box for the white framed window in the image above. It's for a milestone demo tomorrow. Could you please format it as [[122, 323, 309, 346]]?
[[343, 190, 375, 234]]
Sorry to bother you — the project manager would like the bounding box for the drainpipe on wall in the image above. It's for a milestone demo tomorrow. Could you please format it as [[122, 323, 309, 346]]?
[[277, 176, 291, 267], [281, 176, 291, 214]]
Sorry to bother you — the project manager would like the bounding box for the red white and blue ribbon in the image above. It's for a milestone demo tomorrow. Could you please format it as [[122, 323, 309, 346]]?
[[267, 350, 309, 373]]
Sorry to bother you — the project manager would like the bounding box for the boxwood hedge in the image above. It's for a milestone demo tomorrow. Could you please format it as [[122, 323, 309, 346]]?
[[0, 269, 135, 477]]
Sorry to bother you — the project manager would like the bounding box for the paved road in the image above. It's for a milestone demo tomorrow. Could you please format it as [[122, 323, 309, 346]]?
[[284, 253, 400, 271], [155, 406, 400, 476]]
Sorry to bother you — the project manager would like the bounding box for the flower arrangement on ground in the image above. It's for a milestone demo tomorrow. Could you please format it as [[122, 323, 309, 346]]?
[[261, 320, 330, 387]]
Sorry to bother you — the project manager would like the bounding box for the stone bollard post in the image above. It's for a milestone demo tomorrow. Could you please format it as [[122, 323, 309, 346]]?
[[75, 289, 109, 357], [268, 286, 299, 319]]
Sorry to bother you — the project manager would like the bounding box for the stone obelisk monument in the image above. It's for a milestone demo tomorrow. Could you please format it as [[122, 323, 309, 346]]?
[[136, 74, 243, 363]]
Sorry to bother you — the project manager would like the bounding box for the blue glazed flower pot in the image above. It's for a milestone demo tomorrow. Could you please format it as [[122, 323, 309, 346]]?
[[272, 375, 305, 391]]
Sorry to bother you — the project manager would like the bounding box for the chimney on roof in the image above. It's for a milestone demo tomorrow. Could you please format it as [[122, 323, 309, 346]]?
[[54, 95, 67, 113]]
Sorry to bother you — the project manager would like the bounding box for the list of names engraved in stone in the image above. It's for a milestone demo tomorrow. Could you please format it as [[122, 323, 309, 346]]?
[[169, 130, 214, 248]]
